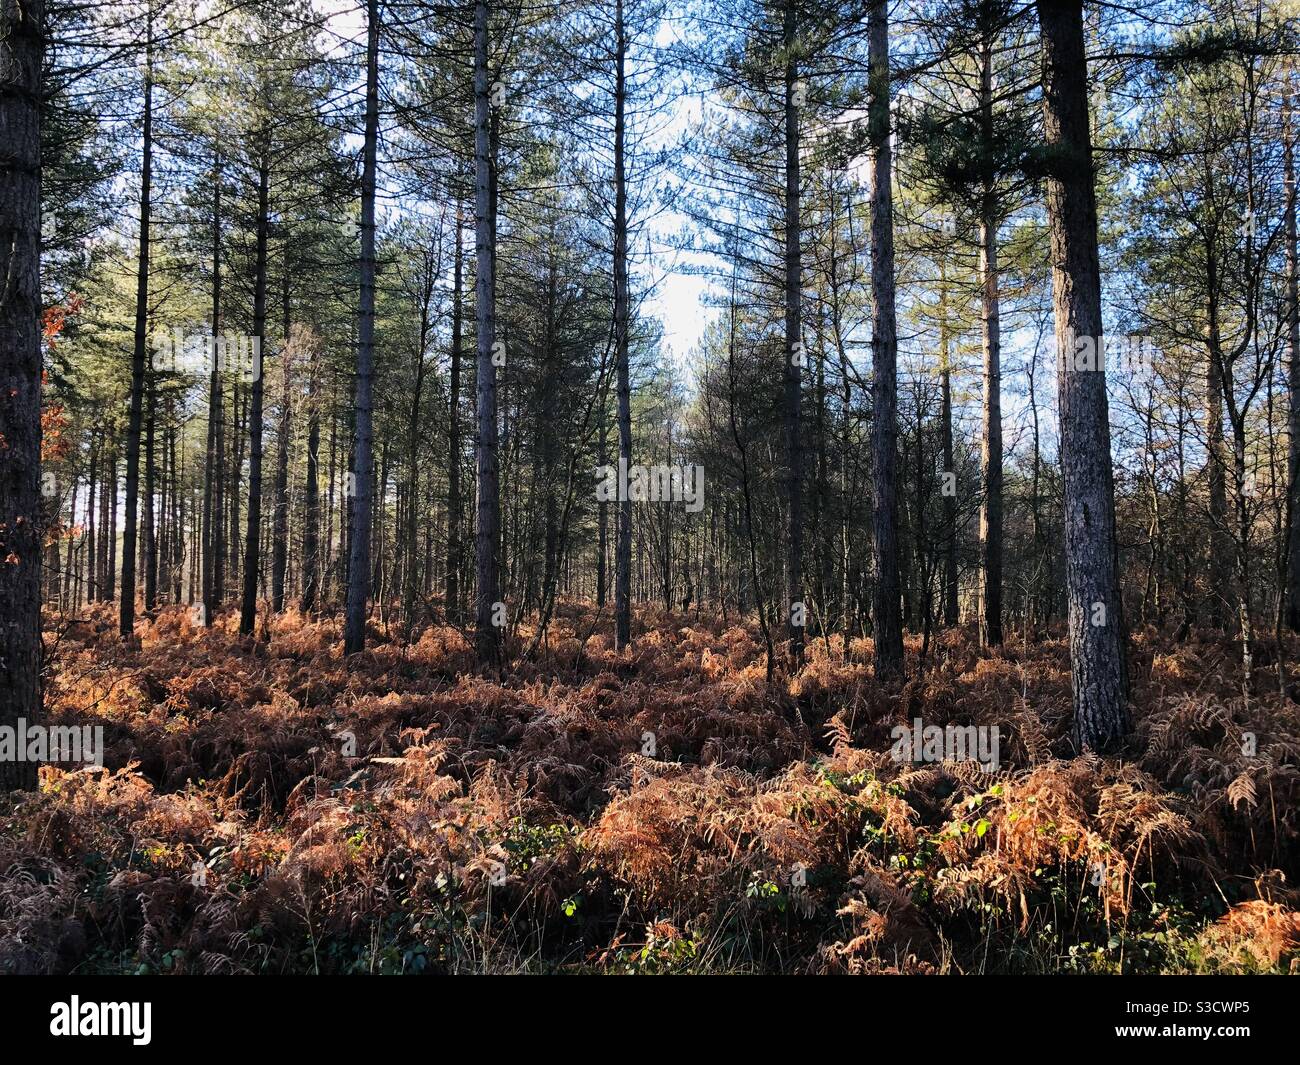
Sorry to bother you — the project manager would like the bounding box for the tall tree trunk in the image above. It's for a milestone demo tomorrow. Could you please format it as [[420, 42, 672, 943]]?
[[345, 0, 380, 655], [228, 381, 243, 600], [868, 0, 904, 678], [445, 205, 464, 622], [239, 143, 270, 636], [43, 474, 61, 605], [142, 366, 157, 610], [85, 441, 98, 603], [373, 441, 387, 610], [596, 400, 608, 607], [325, 391, 337, 602], [1206, 298, 1229, 629], [490, 109, 504, 600], [169, 422, 182, 601], [120, 7, 153, 637], [472, 0, 501, 662], [301, 343, 321, 613], [271, 268, 291, 613], [828, 191, 856, 637], [1230, 412, 1254, 696], [978, 32, 1003, 648], [727, 242, 775, 681], [783, 0, 804, 664], [539, 252, 560, 621], [96, 448, 110, 599], [0, 0, 45, 789], [106, 451, 117, 600], [404, 252, 434, 635], [1036, 0, 1129, 750], [1284, 84, 1300, 632], [939, 262, 958, 627], [201, 155, 222, 625], [613, 0, 633, 651], [815, 331, 833, 633]]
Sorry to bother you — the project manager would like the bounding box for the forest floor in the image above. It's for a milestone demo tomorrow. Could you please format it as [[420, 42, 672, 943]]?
[[3, 601, 1298, 974]]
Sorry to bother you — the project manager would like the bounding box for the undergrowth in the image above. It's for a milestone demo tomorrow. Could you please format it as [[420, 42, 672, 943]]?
[[1, 602, 1297, 975]]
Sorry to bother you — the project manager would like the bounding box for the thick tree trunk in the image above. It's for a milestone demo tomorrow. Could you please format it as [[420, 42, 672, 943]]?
[[472, 0, 501, 662], [1036, 0, 1129, 750], [120, 11, 153, 637], [868, 1, 904, 678], [0, 0, 45, 789]]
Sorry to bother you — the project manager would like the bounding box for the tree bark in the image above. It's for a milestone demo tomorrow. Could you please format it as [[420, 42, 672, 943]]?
[[404, 248, 434, 635], [472, 0, 501, 662], [142, 364, 157, 610], [783, 0, 804, 664], [345, 0, 380, 655], [271, 267, 291, 613], [938, 265, 959, 627], [445, 204, 464, 622], [613, 0, 633, 651], [201, 154, 222, 625], [228, 381, 243, 600], [1206, 290, 1229, 629], [85, 441, 98, 603], [119, 7, 153, 637], [977, 33, 1003, 647], [868, 0, 904, 678], [301, 342, 320, 613], [1036, 0, 1129, 750], [596, 401, 608, 607], [0, 0, 45, 789], [239, 143, 270, 636], [105, 451, 117, 600], [1284, 84, 1300, 631]]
